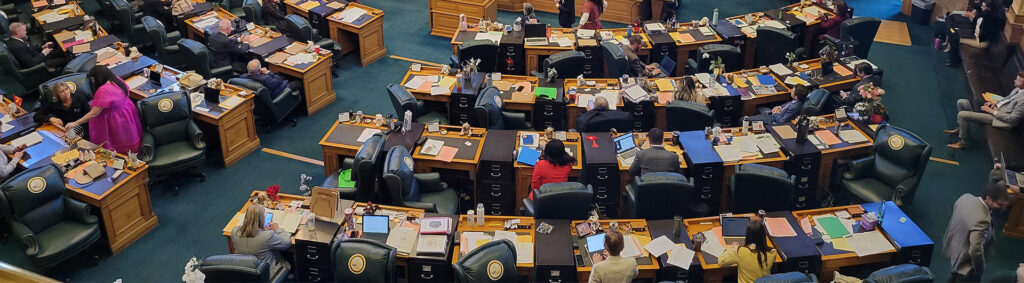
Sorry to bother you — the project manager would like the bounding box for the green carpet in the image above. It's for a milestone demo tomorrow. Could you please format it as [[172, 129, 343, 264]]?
[[0, 0, 1021, 281]]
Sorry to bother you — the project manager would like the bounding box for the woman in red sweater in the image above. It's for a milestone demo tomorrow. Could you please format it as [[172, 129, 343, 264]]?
[[529, 139, 576, 200], [816, 0, 851, 41]]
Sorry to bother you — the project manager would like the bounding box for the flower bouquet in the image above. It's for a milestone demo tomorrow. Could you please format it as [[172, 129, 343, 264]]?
[[853, 83, 887, 123]]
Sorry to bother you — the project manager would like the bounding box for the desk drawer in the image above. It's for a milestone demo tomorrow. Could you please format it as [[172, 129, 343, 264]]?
[[477, 161, 514, 182], [533, 100, 566, 131], [294, 240, 331, 267], [449, 111, 476, 126], [481, 200, 516, 216], [893, 243, 933, 267], [408, 257, 454, 282], [296, 265, 332, 282], [793, 191, 816, 210], [476, 180, 514, 203], [688, 164, 723, 183]]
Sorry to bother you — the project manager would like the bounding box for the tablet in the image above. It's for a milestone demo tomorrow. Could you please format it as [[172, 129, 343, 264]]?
[[362, 215, 389, 234], [586, 233, 606, 254]]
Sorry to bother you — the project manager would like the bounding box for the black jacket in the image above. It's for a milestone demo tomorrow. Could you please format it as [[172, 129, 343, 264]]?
[[33, 93, 90, 124], [557, 0, 574, 28], [263, 1, 287, 30], [5, 38, 45, 67], [208, 31, 249, 67], [576, 108, 633, 132]]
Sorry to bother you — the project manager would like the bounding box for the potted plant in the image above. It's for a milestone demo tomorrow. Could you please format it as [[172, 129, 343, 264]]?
[[853, 83, 887, 123], [819, 41, 837, 75], [708, 56, 725, 78], [786, 52, 797, 68]]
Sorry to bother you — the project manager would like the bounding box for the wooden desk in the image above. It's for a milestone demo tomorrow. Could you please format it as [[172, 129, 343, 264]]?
[[1006, 192, 1024, 239], [451, 215, 535, 276], [327, 3, 386, 66], [715, 69, 790, 116], [571, 0, 641, 24], [400, 66, 454, 104], [563, 78, 621, 130], [513, 131, 582, 211], [53, 25, 108, 54], [809, 115, 874, 197], [282, 0, 347, 19], [125, 65, 260, 167], [525, 28, 576, 73], [428, 0, 497, 37], [345, 202, 427, 265], [682, 214, 782, 282], [491, 75, 540, 112], [222, 190, 340, 253], [670, 23, 724, 75], [267, 50, 336, 115], [411, 125, 487, 174], [32, 3, 85, 31], [718, 128, 788, 211], [788, 59, 860, 92], [570, 219, 659, 282], [318, 117, 390, 176], [183, 8, 237, 40], [596, 28, 652, 57], [792, 205, 896, 282], [614, 132, 687, 192]]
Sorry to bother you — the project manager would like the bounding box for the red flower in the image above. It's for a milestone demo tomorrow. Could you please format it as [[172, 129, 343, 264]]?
[[266, 185, 281, 201]]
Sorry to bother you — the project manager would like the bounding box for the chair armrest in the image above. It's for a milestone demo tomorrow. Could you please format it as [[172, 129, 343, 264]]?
[[893, 177, 921, 206], [686, 58, 698, 73], [64, 197, 98, 224], [211, 66, 234, 80], [187, 122, 206, 149], [341, 157, 355, 171], [521, 197, 536, 217], [9, 221, 38, 257], [165, 45, 180, 53], [167, 31, 182, 44], [404, 201, 438, 213], [139, 133, 156, 162], [794, 47, 806, 58], [844, 156, 875, 180], [20, 62, 48, 76], [413, 172, 448, 193], [501, 111, 530, 130], [414, 100, 428, 116], [624, 183, 638, 218], [823, 35, 839, 46]]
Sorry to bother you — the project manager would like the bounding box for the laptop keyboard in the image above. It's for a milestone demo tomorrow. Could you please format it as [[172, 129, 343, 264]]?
[[525, 38, 548, 46]]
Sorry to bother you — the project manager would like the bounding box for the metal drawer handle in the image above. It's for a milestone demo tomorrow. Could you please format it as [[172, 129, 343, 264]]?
[[796, 202, 807, 208], [491, 191, 502, 197], [490, 172, 502, 177], [700, 193, 711, 198], [544, 111, 555, 116], [910, 257, 921, 264], [549, 279, 562, 283], [306, 253, 319, 260], [798, 183, 809, 189], [459, 103, 470, 108], [309, 267, 319, 274], [596, 194, 607, 199], [701, 173, 713, 179], [801, 164, 813, 170], [420, 272, 434, 280]]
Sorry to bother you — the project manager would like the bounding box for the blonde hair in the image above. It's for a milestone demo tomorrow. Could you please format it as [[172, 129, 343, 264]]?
[[237, 204, 267, 238], [51, 83, 71, 103], [675, 76, 701, 103]]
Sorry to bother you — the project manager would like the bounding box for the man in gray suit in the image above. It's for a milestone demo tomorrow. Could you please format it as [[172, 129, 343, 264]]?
[[629, 128, 681, 178], [943, 185, 1011, 282], [946, 71, 1024, 149]]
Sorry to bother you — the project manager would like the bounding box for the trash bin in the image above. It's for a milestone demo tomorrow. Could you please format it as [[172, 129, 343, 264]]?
[[912, 0, 935, 25]]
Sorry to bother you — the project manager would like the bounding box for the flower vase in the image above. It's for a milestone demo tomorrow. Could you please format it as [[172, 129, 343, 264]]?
[[820, 60, 834, 76], [712, 66, 724, 78]]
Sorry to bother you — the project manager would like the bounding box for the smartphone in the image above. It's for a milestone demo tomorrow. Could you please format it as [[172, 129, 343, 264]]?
[[264, 212, 273, 227]]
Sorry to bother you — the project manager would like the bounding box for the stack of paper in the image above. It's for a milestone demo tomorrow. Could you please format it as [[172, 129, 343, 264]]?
[[385, 226, 418, 255], [784, 76, 810, 86], [474, 32, 502, 43], [337, 7, 367, 23], [714, 144, 742, 163], [769, 63, 794, 76], [838, 130, 869, 144], [644, 236, 676, 257], [764, 217, 797, 237], [356, 128, 381, 143], [847, 230, 894, 256], [666, 245, 696, 269], [286, 53, 317, 66], [416, 234, 448, 255], [12, 132, 43, 148], [460, 232, 493, 255], [700, 231, 726, 257], [419, 139, 444, 156]]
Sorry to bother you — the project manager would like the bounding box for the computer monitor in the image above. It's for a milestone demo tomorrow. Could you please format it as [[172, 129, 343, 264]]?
[[586, 233, 606, 254], [525, 23, 547, 39], [613, 133, 636, 154], [362, 215, 389, 234]]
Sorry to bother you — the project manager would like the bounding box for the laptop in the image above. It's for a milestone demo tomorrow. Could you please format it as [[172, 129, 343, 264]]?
[[585, 233, 606, 256], [1000, 153, 1023, 187], [657, 56, 676, 76], [524, 23, 548, 46], [614, 133, 639, 166], [361, 215, 390, 243]]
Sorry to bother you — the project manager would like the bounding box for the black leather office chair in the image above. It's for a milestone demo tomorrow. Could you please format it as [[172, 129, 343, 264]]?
[[331, 238, 398, 283], [142, 16, 185, 68], [381, 145, 459, 214], [387, 83, 450, 125], [241, 0, 265, 26], [839, 125, 931, 207], [532, 51, 586, 80], [282, 15, 342, 67], [730, 164, 796, 214], [199, 254, 287, 283], [221, 0, 247, 17], [322, 132, 386, 202], [602, 42, 628, 78], [625, 172, 704, 219], [862, 264, 934, 283], [800, 88, 830, 116], [0, 164, 100, 269], [137, 91, 207, 195], [0, 11, 9, 41], [755, 27, 803, 67], [456, 40, 499, 73], [228, 77, 300, 127], [754, 271, 819, 283], [111, 0, 149, 45], [475, 86, 531, 130], [0, 41, 50, 92], [178, 38, 235, 81], [453, 239, 518, 283], [521, 182, 593, 220], [62, 52, 97, 75], [824, 17, 881, 59], [37, 73, 94, 111], [687, 44, 742, 74], [665, 100, 715, 132]]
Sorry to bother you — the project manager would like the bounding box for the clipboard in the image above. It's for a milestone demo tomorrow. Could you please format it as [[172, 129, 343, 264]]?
[[310, 186, 339, 219]]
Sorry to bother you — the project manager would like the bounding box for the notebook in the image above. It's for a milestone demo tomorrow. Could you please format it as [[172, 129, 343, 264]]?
[[516, 147, 541, 166]]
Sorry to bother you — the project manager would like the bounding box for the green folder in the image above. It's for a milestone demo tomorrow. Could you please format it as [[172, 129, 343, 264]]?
[[534, 87, 557, 100], [338, 169, 356, 188], [817, 216, 850, 238]]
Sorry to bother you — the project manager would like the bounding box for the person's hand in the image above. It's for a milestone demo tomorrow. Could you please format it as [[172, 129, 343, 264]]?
[[984, 101, 996, 108], [12, 150, 24, 161], [42, 48, 51, 55], [65, 121, 79, 130], [268, 222, 279, 230], [571, 26, 579, 33], [730, 241, 742, 247], [44, 42, 54, 48], [49, 117, 64, 128], [981, 105, 996, 114], [772, 106, 782, 114], [839, 91, 849, 98], [1010, 185, 1021, 194], [260, 67, 269, 74], [995, 163, 1003, 170], [13, 144, 27, 152]]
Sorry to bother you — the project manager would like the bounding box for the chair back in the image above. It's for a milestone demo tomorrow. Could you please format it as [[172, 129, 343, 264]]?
[[601, 42, 628, 78], [141, 16, 171, 57], [754, 271, 819, 283], [227, 77, 275, 119], [868, 125, 931, 206], [862, 264, 934, 283], [800, 88, 830, 116], [137, 91, 194, 147], [221, 0, 245, 9], [631, 172, 695, 219], [0, 41, 24, 78], [0, 164, 68, 234], [665, 100, 715, 131], [387, 83, 420, 118], [38, 73, 94, 108], [458, 40, 498, 73], [242, 0, 264, 25], [331, 239, 398, 283], [179, 38, 215, 78], [542, 51, 586, 78], [352, 133, 387, 202], [0, 13, 10, 39], [453, 240, 518, 283], [111, 0, 138, 35], [474, 86, 505, 129], [382, 145, 421, 206], [696, 44, 743, 73], [754, 26, 798, 67], [841, 17, 881, 59], [283, 14, 315, 42], [730, 164, 795, 213], [63, 52, 97, 74], [532, 182, 593, 220], [199, 254, 271, 283]]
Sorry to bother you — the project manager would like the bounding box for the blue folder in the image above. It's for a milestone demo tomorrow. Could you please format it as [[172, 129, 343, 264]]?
[[516, 147, 540, 166], [757, 74, 776, 86]]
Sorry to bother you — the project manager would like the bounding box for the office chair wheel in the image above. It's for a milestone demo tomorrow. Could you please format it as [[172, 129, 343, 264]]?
[[172, 187, 180, 196], [199, 173, 206, 182]]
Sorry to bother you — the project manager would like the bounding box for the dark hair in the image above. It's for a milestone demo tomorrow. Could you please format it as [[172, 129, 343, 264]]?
[[984, 182, 1011, 202], [88, 65, 129, 96], [604, 229, 624, 256], [1017, 70, 1024, 78], [833, 0, 851, 18], [587, 0, 604, 14], [541, 139, 576, 166], [648, 128, 664, 145], [628, 35, 643, 46], [792, 85, 810, 101], [855, 63, 873, 76], [744, 217, 773, 268]]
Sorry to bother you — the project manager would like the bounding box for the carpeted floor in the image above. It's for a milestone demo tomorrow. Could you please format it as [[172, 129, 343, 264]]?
[[0, 0, 1021, 281]]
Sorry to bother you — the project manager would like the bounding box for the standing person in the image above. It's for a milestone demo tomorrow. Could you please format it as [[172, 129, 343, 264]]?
[[628, 128, 681, 178], [576, 0, 606, 30], [944, 185, 1011, 282], [556, 0, 574, 28], [588, 229, 639, 283], [720, 217, 778, 283], [945, 71, 1024, 149], [815, 0, 851, 41], [231, 204, 292, 279], [65, 66, 143, 154], [529, 139, 576, 200]]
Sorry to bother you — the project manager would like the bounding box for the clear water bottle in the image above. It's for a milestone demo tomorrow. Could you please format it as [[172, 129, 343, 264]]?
[[467, 210, 475, 226], [476, 203, 485, 226], [712, 8, 719, 24]]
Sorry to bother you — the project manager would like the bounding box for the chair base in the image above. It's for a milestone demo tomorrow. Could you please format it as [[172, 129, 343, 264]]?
[[150, 168, 206, 196]]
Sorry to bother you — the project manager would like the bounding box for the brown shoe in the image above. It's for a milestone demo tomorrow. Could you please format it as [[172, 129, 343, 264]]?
[[947, 141, 967, 149], [943, 129, 959, 135]]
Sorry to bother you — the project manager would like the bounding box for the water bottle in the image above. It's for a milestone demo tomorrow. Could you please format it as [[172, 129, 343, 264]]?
[[712, 8, 719, 24], [476, 203, 485, 226], [466, 210, 475, 226], [878, 202, 886, 224], [672, 215, 682, 238]]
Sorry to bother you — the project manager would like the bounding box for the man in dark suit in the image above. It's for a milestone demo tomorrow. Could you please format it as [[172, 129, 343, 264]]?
[[241, 59, 293, 94], [832, 62, 881, 108], [576, 96, 633, 132], [5, 22, 65, 70], [209, 19, 255, 73], [628, 127, 681, 178]]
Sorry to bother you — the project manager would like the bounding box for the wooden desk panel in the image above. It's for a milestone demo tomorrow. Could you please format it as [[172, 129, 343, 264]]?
[[429, 0, 498, 37], [269, 52, 336, 115], [327, 3, 387, 66], [1006, 192, 1024, 239]]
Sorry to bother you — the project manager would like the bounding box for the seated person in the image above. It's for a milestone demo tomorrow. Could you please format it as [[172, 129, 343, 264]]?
[[624, 35, 667, 78], [755, 84, 810, 125], [0, 143, 28, 180], [209, 19, 257, 73], [588, 229, 639, 283], [988, 162, 1021, 194], [674, 76, 703, 103], [720, 216, 778, 283], [945, 71, 1024, 149], [262, 0, 288, 30], [528, 139, 576, 200], [628, 127, 681, 178], [240, 59, 291, 94], [814, 0, 851, 41], [231, 204, 291, 278], [961, 0, 1004, 50], [5, 22, 66, 70], [34, 82, 90, 128], [521, 2, 538, 23], [576, 96, 633, 132], [832, 63, 881, 108]]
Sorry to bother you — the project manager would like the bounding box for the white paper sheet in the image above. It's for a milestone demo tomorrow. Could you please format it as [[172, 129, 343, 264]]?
[[515, 242, 534, 264], [356, 128, 381, 143], [619, 235, 644, 258], [714, 144, 742, 163], [847, 230, 894, 257], [838, 130, 869, 144], [700, 231, 726, 257], [666, 245, 695, 269], [644, 236, 676, 257], [769, 63, 794, 76]]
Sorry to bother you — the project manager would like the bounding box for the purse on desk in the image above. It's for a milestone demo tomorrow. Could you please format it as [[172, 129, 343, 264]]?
[[179, 72, 204, 90]]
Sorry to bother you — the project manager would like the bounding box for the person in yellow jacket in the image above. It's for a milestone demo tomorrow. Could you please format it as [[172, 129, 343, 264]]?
[[719, 217, 778, 283]]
